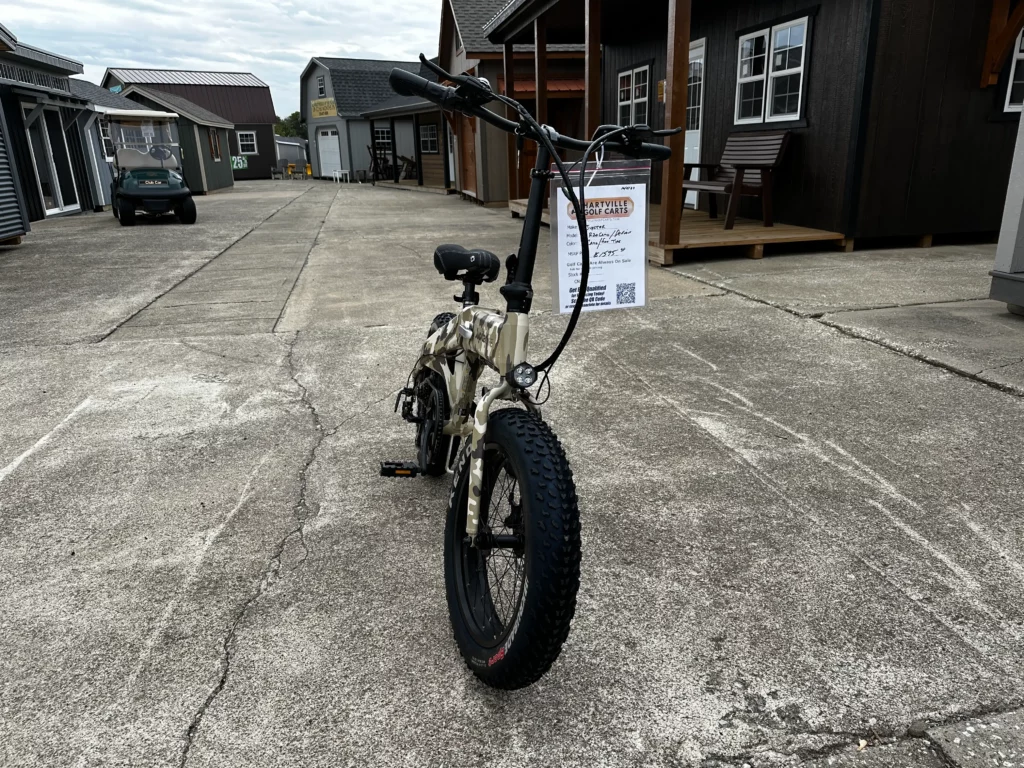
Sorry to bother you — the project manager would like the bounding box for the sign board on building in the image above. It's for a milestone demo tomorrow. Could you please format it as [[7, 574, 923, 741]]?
[[550, 160, 651, 314], [310, 98, 338, 119], [231, 155, 248, 170]]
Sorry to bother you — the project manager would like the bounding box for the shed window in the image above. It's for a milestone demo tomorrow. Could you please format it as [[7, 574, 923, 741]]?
[[420, 123, 438, 153], [735, 17, 809, 124], [374, 127, 392, 154], [617, 65, 650, 127], [1006, 31, 1024, 112], [317, 75, 326, 99], [237, 130, 258, 154], [209, 128, 222, 161]]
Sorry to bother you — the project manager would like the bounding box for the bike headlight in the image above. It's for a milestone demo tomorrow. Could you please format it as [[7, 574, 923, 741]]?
[[510, 363, 537, 389]]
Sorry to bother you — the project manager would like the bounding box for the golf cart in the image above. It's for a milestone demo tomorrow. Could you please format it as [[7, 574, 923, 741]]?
[[109, 115, 196, 225]]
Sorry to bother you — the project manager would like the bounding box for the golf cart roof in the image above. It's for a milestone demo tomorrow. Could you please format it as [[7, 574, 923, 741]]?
[[96, 106, 178, 120]]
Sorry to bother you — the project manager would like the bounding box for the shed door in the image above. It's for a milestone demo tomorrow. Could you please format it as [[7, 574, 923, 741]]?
[[458, 114, 476, 195], [0, 110, 26, 240], [318, 128, 341, 176], [685, 39, 705, 209]]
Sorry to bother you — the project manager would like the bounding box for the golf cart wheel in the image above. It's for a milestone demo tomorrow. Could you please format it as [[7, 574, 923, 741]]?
[[118, 198, 136, 226], [444, 409, 581, 689], [178, 196, 197, 225]]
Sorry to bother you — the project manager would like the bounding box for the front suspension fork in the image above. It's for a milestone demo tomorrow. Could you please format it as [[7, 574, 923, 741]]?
[[465, 381, 510, 538]]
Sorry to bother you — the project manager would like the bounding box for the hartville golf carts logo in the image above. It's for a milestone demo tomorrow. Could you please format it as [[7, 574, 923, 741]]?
[[569, 196, 635, 219]]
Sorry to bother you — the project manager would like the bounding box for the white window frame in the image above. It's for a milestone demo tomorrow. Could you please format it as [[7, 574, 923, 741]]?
[[237, 130, 258, 155], [735, 29, 770, 125], [735, 17, 810, 126], [1005, 30, 1024, 113], [617, 65, 650, 127], [374, 126, 392, 154], [317, 75, 326, 99], [419, 123, 438, 153], [766, 17, 810, 123]]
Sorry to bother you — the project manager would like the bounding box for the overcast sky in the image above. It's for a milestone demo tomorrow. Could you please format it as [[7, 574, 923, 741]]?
[[6, 0, 443, 117]]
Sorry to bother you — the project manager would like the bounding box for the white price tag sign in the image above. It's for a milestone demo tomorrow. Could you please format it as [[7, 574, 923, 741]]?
[[552, 183, 648, 314]]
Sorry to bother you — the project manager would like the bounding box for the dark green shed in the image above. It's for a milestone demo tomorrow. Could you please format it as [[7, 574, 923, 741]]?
[[122, 86, 234, 194]]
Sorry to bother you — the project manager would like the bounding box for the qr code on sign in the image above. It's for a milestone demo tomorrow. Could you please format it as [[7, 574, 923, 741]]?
[[616, 282, 636, 305]]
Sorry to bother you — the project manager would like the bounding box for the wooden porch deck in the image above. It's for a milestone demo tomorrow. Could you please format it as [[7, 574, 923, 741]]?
[[508, 200, 847, 263], [374, 179, 455, 195]]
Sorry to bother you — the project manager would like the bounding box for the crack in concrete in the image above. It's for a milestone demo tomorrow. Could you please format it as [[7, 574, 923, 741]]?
[[176, 330, 398, 765], [666, 269, 1024, 399], [272, 189, 341, 333], [176, 330, 322, 767]]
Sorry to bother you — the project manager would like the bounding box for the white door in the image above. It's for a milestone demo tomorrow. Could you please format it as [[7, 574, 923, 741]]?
[[684, 39, 705, 209], [317, 127, 341, 176]]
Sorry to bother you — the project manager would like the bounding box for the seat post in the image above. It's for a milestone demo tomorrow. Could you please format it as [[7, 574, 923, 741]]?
[[458, 281, 480, 307]]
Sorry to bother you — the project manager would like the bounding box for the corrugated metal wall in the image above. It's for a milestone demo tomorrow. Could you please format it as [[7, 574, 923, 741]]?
[[0, 97, 28, 241], [0, 86, 43, 222]]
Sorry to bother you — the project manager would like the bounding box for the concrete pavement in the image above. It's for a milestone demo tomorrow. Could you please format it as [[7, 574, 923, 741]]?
[[2, 181, 1024, 767]]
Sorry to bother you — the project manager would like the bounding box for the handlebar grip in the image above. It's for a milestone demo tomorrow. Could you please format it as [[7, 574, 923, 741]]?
[[635, 142, 673, 161], [389, 69, 453, 106]]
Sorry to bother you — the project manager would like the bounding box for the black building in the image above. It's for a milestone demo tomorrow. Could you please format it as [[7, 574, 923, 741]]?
[[100, 68, 277, 181], [487, 0, 1024, 245], [0, 27, 96, 227]]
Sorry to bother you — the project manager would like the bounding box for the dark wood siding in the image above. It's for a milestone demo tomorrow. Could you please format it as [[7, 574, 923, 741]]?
[[855, 0, 1019, 238], [602, 0, 870, 231], [228, 123, 275, 180], [177, 118, 205, 192]]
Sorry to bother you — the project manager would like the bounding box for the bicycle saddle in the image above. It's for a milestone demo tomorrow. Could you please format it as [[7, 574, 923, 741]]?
[[434, 244, 501, 283]]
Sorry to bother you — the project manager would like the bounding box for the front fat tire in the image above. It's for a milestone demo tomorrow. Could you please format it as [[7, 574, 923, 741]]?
[[444, 409, 581, 689]]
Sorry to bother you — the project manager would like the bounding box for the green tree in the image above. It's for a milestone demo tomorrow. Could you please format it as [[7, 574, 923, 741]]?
[[275, 111, 307, 138]]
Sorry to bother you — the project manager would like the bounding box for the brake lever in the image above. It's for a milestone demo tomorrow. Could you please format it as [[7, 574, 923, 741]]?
[[419, 53, 453, 82], [652, 127, 683, 136]]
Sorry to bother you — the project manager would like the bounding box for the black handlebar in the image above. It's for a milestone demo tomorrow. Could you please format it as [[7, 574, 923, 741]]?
[[388, 66, 673, 162]]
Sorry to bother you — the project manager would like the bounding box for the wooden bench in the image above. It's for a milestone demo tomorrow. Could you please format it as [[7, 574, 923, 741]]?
[[683, 131, 790, 230]]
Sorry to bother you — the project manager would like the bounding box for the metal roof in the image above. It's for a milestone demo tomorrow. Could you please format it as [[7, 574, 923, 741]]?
[[5, 41, 84, 74], [0, 23, 16, 52], [106, 68, 268, 88]]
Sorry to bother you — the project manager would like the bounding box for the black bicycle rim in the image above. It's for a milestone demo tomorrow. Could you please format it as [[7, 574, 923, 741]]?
[[453, 445, 527, 649]]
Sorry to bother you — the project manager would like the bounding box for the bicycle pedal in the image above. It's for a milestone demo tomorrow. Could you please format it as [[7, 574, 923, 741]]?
[[380, 461, 421, 478]]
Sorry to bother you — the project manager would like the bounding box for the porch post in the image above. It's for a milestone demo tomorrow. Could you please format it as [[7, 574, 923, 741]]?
[[369, 118, 376, 181], [441, 109, 452, 189], [413, 113, 424, 186], [585, 0, 602, 138], [504, 41, 518, 200], [658, 0, 691, 248], [390, 117, 399, 183], [534, 15, 548, 125]]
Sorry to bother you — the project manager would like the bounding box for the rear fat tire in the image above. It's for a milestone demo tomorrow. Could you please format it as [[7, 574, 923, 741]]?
[[415, 372, 450, 477], [444, 408, 581, 689], [178, 196, 197, 225], [429, 312, 456, 336], [118, 198, 136, 226]]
